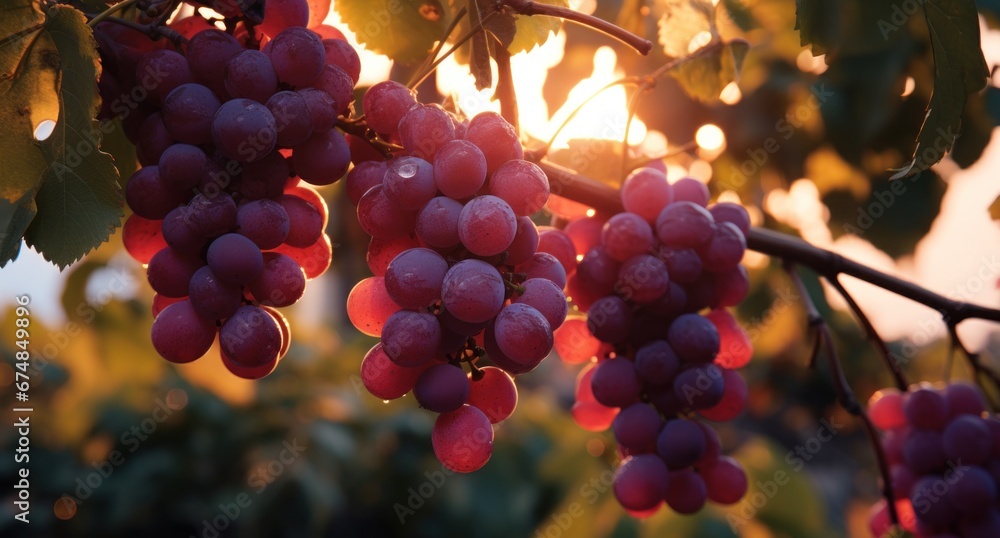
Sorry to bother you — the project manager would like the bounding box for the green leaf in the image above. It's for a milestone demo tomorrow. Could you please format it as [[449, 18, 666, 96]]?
[[794, 0, 834, 55], [335, 0, 452, 64], [890, 0, 989, 179], [0, 0, 57, 204], [507, 0, 566, 54], [657, 0, 717, 58], [20, 6, 123, 269], [670, 39, 749, 103], [0, 191, 37, 267]]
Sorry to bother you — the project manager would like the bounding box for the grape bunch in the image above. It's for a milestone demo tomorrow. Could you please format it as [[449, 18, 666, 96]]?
[[103, 9, 354, 378], [556, 168, 755, 516], [345, 98, 572, 472], [867, 382, 1000, 537]]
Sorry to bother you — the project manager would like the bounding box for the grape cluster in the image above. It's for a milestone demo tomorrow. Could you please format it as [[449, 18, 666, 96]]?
[[558, 168, 754, 516], [104, 11, 352, 378], [346, 100, 572, 472], [868, 382, 1000, 537]]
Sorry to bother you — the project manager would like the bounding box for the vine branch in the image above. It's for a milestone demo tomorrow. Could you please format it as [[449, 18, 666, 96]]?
[[783, 262, 900, 528], [501, 0, 653, 55]]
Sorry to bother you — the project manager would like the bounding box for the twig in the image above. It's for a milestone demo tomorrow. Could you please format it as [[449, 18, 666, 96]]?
[[87, 0, 139, 28], [493, 36, 519, 135], [408, 10, 500, 90], [784, 262, 900, 528], [946, 324, 1000, 409], [824, 276, 907, 391], [408, 7, 469, 88], [501, 0, 652, 55], [535, 78, 639, 159]]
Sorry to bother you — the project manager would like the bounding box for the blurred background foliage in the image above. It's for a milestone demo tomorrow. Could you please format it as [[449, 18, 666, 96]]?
[[2, 0, 1000, 536]]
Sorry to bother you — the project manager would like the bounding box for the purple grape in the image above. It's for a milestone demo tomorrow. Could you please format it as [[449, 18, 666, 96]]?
[[656, 201, 715, 248], [292, 129, 352, 186], [948, 465, 998, 516], [224, 50, 278, 102], [135, 50, 194, 104], [362, 80, 416, 134], [384, 248, 449, 309], [162, 83, 221, 145], [656, 418, 706, 469], [576, 246, 620, 295], [616, 254, 669, 303], [267, 27, 325, 87], [667, 314, 720, 364], [507, 217, 539, 266], [945, 382, 987, 418], [665, 469, 708, 514], [518, 252, 567, 289], [185, 30, 242, 96], [434, 139, 487, 199], [512, 278, 567, 329], [463, 111, 523, 176], [188, 266, 241, 320], [187, 192, 237, 237], [658, 247, 703, 285], [207, 233, 264, 285], [709, 202, 750, 235], [161, 206, 207, 253], [488, 160, 549, 217], [702, 457, 747, 504], [416, 196, 463, 249], [381, 310, 442, 367], [398, 104, 456, 160], [943, 415, 992, 465], [248, 252, 306, 307], [635, 340, 681, 387], [146, 247, 203, 297], [266, 91, 313, 147], [440, 259, 505, 324], [297, 88, 337, 132], [613, 455, 670, 511], [237, 150, 289, 200], [125, 166, 185, 220], [211, 98, 277, 163], [621, 167, 672, 222], [237, 199, 290, 249], [699, 221, 747, 272], [493, 303, 553, 365], [458, 195, 518, 257], [910, 476, 959, 527], [903, 429, 948, 474], [278, 194, 323, 247], [601, 212, 654, 262], [590, 357, 641, 407], [672, 177, 710, 206], [382, 156, 437, 210], [158, 143, 206, 192], [345, 161, 387, 205], [612, 403, 663, 453], [673, 364, 725, 410], [357, 185, 417, 240], [715, 265, 750, 306], [151, 300, 216, 363], [904, 387, 950, 430], [309, 64, 354, 114], [219, 305, 283, 367], [414, 363, 470, 413], [586, 296, 632, 344], [322, 38, 361, 83]]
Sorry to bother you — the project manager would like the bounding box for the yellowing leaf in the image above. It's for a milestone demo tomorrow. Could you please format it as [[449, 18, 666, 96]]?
[[336, 0, 452, 64], [508, 0, 566, 54], [657, 0, 716, 58]]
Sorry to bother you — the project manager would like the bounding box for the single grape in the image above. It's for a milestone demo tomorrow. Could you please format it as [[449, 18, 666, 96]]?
[[383, 156, 436, 210], [151, 300, 216, 363], [705, 308, 753, 369], [322, 38, 361, 83], [657, 247, 703, 285], [297, 88, 337, 132], [135, 113, 176, 166], [219, 305, 283, 367], [612, 403, 663, 453], [277, 193, 323, 247], [621, 168, 672, 222], [488, 160, 549, 216], [258, 0, 309, 38], [590, 357, 641, 407], [909, 476, 959, 527], [186, 192, 238, 238], [414, 363, 470, 413], [634, 340, 681, 387], [904, 387, 950, 430], [942, 415, 992, 465], [945, 382, 987, 418], [616, 254, 669, 304], [564, 215, 606, 254], [267, 27, 325, 86], [381, 310, 442, 367], [671, 177, 710, 206], [270, 232, 332, 280], [360, 342, 427, 400], [698, 368, 748, 421], [464, 111, 523, 176], [308, 64, 354, 115], [667, 314, 720, 364], [135, 50, 194, 104], [572, 400, 619, 432], [948, 465, 997, 516], [188, 266, 242, 320], [586, 296, 632, 344], [458, 195, 518, 257], [345, 160, 387, 205], [512, 278, 567, 329], [384, 248, 449, 309], [656, 418, 706, 468], [416, 197, 463, 250], [162, 83, 221, 145], [362, 81, 416, 134], [207, 233, 264, 285], [125, 166, 185, 220], [664, 469, 708, 515], [224, 50, 278, 102], [366, 234, 420, 276], [221, 348, 278, 380], [507, 217, 540, 266], [185, 30, 242, 96], [493, 303, 553, 365], [266, 91, 313, 147], [434, 139, 487, 199], [709, 202, 751, 235], [248, 252, 306, 307], [432, 405, 494, 473], [517, 252, 567, 289], [715, 265, 750, 307], [536, 228, 577, 276], [146, 247, 203, 297], [398, 104, 456, 160], [702, 456, 748, 504], [357, 185, 417, 240], [601, 213, 655, 263], [698, 221, 747, 272], [868, 388, 908, 431], [673, 364, 725, 410], [122, 214, 168, 264], [576, 246, 621, 295], [236, 199, 290, 249], [612, 455, 670, 512], [467, 367, 518, 423], [656, 201, 715, 248], [158, 143, 205, 192], [292, 129, 351, 185], [211, 98, 277, 163], [902, 429, 947, 474], [346, 276, 401, 337]]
